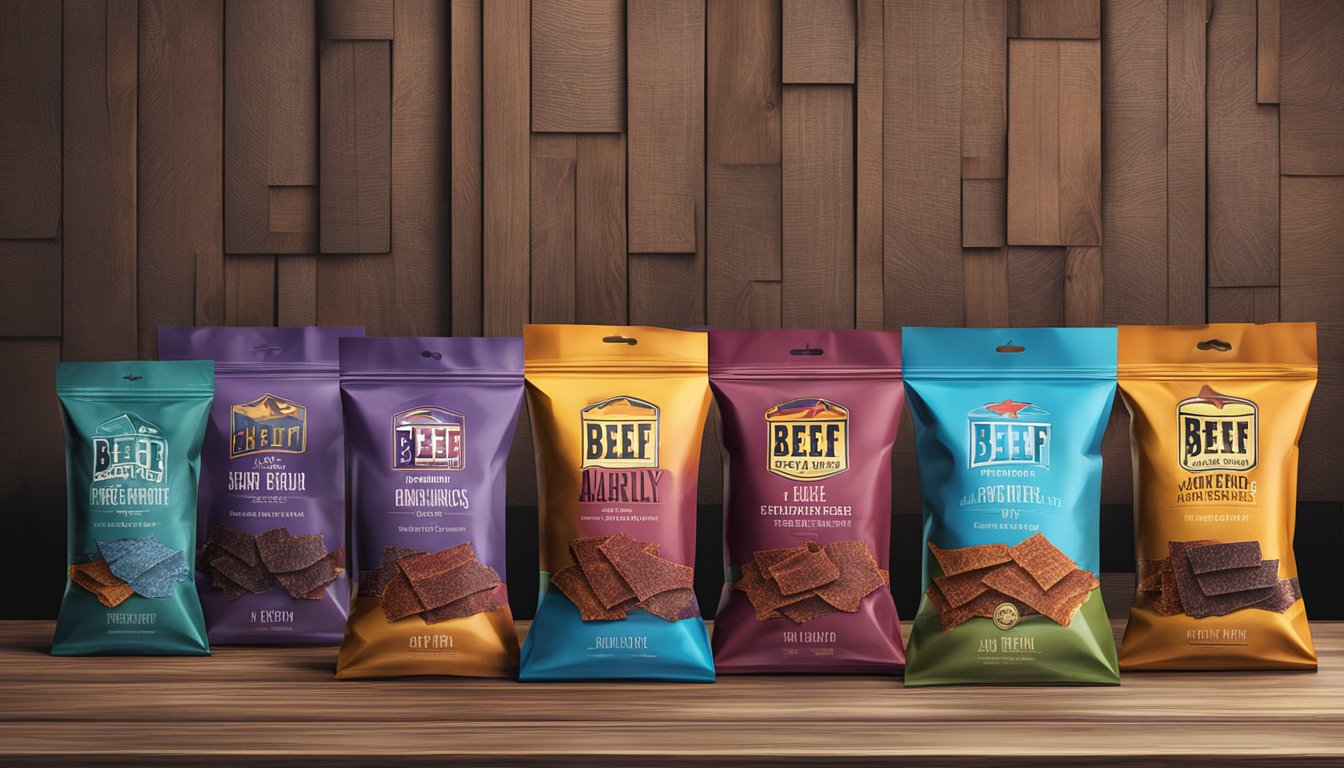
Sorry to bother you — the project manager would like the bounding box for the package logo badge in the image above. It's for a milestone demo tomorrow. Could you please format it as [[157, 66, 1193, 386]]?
[[230, 393, 307, 458], [968, 399, 1052, 469], [764, 398, 850, 481], [1178, 385, 1257, 472], [394, 406, 465, 471], [581, 396, 659, 469], [92, 413, 168, 483]]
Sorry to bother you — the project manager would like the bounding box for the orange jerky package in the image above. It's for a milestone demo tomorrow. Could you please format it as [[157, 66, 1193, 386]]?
[[1118, 323, 1317, 670]]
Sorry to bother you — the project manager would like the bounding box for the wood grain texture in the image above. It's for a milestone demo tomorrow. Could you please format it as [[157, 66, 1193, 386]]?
[[0, 0, 61, 239], [1007, 40, 1100, 247], [1100, 0, 1167, 325], [961, 0, 1007, 179], [0, 241, 60, 337], [450, 0, 484, 336], [1281, 177, 1344, 500], [1063, 246, 1102, 326], [782, 0, 856, 84], [224, 255, 277, 326], [1208, 286, 1280, 323], [320, 40, 392, 254], [963, 249, 1010, 326], [529, 134, 577, 324], [1258, 0, 1280, 103], [62, 0, 137, 358], [1166, 0, 1208, 325], [707, 164, 782, 329], [1208, 0, 1279, 288], [1016, 0, 1100, 39], [855, 0, 883, 330], [531, 0, 624, 133], [962, 179, 1006, 248], [575, 133, 628, 325], [138, 0, 224, 356], [1006, 247, 1065, 326], [224, 0, 318, 255], [482, 0, 530, 336], [6, 620, 1344, 765], [884, 0, 964, 327], [707, 0, 781, 165], [1279, 0, 1344, 175], [627, 0, 705, 258], [277, 255, 318, 325], [782, 87, 854, 328], [318, 0, 392, 40]]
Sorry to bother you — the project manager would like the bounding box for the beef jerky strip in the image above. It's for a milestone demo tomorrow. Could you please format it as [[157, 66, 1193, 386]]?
[[1255, 578, 1302, 614], [256, 528, 329, 573], [1170, 540, 1273, 618], [129, 550, 190, 599], [551, 564, 630, 621], [407, 560, 501, 611], [275, 549, 345, 599], [637, 587, 696, 622], [814, 541, 887, 612], [928, 541, 1011, 577], [396, 542, 477, 582], [1195, 559, 1279, 596], [70, 561, 134, 608], [422, 589, 502, 624], [1186, 540, 1263, 574], [932, 567, 993, 608], [981, 564, 1098, 626], [206, 524, 260, 567], [779, 595, 838, 624], [737, 557, 812, 618], [571, 536, 637, 609], [358, 546, 428, 597], [1138, 558, 1167, 593], [765, 541, 840, 596], [380, 570, 426, 622], [1009, 533, 1077, 590], [598, 531, 693, 601], [209, 549, 275, 594]]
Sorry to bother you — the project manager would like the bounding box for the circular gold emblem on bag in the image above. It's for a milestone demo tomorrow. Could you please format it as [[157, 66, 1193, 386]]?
[[992, 602, 1020, 630]]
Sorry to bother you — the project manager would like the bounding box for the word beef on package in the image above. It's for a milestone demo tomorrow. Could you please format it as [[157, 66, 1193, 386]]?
[[709, 329, 905, 673], [336, 337, 523, 678], [1118, 323, 1317, 670], [902, 328, 1119, 685], [519, 325, 714, 682]]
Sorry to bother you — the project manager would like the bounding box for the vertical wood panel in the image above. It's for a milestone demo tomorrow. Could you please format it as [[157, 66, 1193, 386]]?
[[225, 0, 318, 255], [277, 256, 318, 325], [1016, 0, 1100, 39], [962, 179, 1006, 248], [1281, 177, 1344, 500], [961, 0, 1007, 179], [707, 165, 782, 329], [0, 0, 61, 239], [782, 86, 854, 328], [884, 0, 963, 327], [450, 0, 483, 336], [1208, 286, 1280, 322], [224, 255, 277, 326], [529, 134, 577, 325], [855, 0, 883, 330], [1208, 0, 1279, 287], [1257, 0, 1280, 103], [963, 249, 1010, 326], [575, 134, 628, 325], [628, 254, 702, 328], [707, 0, 780, 165], [627, 0, 704, 258], [1167, 0, 1208, 325], [782, 0, 856, 84], [1101, 0, 1167, 324], [1063, 246, 1102, 325], [318, 0, 392, 39], [482, 0, 530, 336], [138, 0, 224, 355], [1279, 0, 1344, 176], [0, 241, 61, 336], [63, 0, 137, 357], [320, 40, 392, 254], [531, 0, 624, 133], [1007, 247, 1065, 326]]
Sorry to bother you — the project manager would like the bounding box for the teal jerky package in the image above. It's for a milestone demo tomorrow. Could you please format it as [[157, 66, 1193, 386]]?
[[53, 361, 214, 656], [902, 328, 1119, 685]]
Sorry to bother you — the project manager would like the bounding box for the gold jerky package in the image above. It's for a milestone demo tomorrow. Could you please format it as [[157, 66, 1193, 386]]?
[[1118, 323, 1317, 670]]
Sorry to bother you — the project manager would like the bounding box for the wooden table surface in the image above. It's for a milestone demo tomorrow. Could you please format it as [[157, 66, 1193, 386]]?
[[3, 620, 1343, 767]]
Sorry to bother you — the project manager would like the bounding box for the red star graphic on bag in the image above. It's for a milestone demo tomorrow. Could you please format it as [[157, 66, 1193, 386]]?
[[985, 399, 1031, 418]]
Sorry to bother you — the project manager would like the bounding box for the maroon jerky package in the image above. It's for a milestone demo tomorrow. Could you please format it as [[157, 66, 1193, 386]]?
[[709, 330, 905, 673]]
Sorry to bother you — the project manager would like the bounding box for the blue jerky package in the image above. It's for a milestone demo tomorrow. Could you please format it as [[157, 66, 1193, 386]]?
[[902, 328, 1119, 685]]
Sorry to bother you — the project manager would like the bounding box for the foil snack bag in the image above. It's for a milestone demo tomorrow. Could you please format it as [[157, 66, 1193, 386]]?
[[1118, 323, 1317, 670], [709, 329, 905, 673], [903, 328, 1119, 685], [159, 326, 363, 644], [519, 325, 714, 682], [336, 337, 524, 678], [53, 360, 214, 655]]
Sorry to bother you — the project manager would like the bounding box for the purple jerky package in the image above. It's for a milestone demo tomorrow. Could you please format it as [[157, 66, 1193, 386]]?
[[158, 326, 363, 644], [336, 337, 523, 678], [709, 329, 905, 673]]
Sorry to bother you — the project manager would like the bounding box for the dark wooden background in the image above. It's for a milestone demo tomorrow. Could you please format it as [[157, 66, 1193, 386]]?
[[1, 0, 1342, 620]]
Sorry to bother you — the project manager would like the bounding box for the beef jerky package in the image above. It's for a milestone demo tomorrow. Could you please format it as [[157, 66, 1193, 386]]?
[[336, 337, 523, 678], [53, 360, 214, 655], [519, 325, 714, 682], [1118, 323, 1317, 671], [709, 330, 905, 673], [159, 327, 363, 644], [902, 328, 1119, 685]]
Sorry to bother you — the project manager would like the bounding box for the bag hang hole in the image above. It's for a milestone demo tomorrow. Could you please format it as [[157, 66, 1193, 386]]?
[[602, 335, 637, 345], [790, 343, 824, 356], [1196, 338, 1232, 352], [252, 344, 282, 353], [420, 350, 442, 360], [995, 342, 1026, 354], [122, 374, 143, 381]]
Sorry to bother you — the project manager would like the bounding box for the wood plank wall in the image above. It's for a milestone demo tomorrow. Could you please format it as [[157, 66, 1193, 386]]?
[[1, 0, 1343, 617]]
